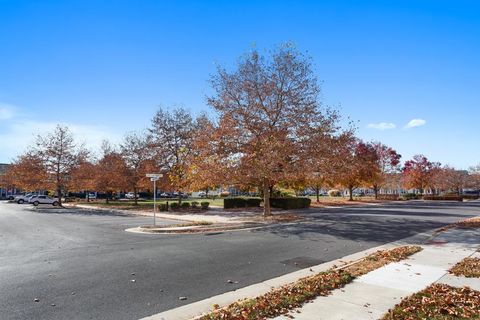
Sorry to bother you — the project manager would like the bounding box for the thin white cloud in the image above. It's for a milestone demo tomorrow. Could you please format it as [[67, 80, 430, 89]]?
[[404, 118, 426, 129], [0, 103, 15, 120], [366, 122, 396, 130]]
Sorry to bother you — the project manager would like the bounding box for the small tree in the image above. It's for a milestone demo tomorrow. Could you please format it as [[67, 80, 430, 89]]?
[[371, 142, 401, 199], [336, 139, 379, 201], [467, 164, 480, 196], [33, 125, 88, 205], [402, 155, 440, 194], [70, 159, 96, 200], [5, 152, 48, 192], [189, 114, 225, 197], [94, 141, 128, 203], [120, 132, 150, 204], [149, 106, 196, 204]]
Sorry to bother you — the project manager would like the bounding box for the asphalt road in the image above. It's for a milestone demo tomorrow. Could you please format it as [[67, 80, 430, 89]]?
[[1, 200, 479, 320]]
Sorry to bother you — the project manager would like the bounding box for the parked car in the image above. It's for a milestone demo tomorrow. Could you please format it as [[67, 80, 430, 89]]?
[[197, 191, 207, 198], [160, 192, 172, 198], [7, 193, 23, 201], [125, 192, 138, 199], [14, 193, 36, 204], [86, 193, 97, 200], [29, 195, 60, 206]]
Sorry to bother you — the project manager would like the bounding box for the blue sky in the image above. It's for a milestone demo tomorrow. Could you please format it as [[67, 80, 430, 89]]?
[[0, 0, 479, 168]]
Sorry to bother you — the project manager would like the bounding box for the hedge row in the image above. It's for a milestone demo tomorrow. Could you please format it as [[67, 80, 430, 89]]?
[[224, 197, 262, 209], [423, 195, 463, 201], [270, 197, 311, 209], [223, 197, 311, 209], [376, 194, 400, 200]]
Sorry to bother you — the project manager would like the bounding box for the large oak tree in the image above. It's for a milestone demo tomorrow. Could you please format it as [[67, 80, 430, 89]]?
[[207, 45, 341, 215]]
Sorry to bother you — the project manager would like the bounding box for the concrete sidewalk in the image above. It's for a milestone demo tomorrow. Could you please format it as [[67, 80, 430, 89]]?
[[274, 228, 480, 320]]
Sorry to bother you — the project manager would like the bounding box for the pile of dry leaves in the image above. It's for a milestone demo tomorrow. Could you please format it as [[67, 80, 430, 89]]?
[[382, 284, 480, 319], [437, 216, 480, 233], [449, 257, 480, 278], [200, 246, 421, 320]]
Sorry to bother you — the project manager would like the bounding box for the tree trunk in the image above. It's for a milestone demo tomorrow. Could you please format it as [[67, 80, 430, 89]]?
[[57, 187, 63, 206], [348, 186, 353, 201], [374, 186, 378, 200], [134, 186, 138, 205], [315, 185, 320, 203], [262, 179, 271, 216], [86, 190, 90, 202]]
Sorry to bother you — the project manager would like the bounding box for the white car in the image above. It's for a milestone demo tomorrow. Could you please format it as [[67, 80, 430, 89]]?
[[125, 192, 137, 199], [29, 195, 60, 206], [14, 193, 36, 204]]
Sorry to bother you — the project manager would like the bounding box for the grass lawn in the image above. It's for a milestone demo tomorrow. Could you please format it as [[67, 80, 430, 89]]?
[[79, 197, 225, 208]]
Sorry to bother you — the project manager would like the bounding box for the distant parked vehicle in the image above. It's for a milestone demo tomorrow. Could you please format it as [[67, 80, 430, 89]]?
[[197, 191, 207, 198], [86, 193, 97, 200], [14, 193, 36, 204], [7, 193, 23, 201], [29, 195, 60, 206], [125, 192, 138, 199], [160, 192, 172, 198]]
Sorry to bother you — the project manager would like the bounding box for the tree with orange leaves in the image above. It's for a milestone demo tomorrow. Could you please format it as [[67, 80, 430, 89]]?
[[2, 152, 49, 192], [207, 45, 342, 215], [93, 141, 129, 203], [120, 132, 151, 204], [335, 139, 379, 201], [370, 142, 401, 199], [402, 154, 441, 193]]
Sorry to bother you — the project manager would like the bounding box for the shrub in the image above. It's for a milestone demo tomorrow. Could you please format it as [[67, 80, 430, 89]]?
[[170, 202, 180, 210], [191, 201, 199, 208], [159, 203, 168, 211], [200, 201, 210, 209], [423, 195, 462, 201], [246, 198, 262, 207], [328, 189, 342, 197], [462, 195, 479, 200], [224, 197, 262, 209], [400, 193, 420, 200], [377, 194, 400, 200], [181, 202, 191, 208], [270, 197, 311, 209]]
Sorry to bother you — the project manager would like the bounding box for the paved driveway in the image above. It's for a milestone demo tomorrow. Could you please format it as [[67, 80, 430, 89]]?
[[0, 200, 478, 320]]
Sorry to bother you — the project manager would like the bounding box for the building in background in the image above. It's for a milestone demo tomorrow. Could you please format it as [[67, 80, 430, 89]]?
[[0, 163, 14, 199]]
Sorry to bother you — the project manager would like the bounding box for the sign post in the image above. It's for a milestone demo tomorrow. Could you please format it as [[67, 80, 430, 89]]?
[[146, 173, 163, 226]]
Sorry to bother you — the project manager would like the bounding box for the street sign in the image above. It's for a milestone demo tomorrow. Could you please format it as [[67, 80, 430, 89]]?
[[146, 173, 163, 178], [146, 173, 163, 226]]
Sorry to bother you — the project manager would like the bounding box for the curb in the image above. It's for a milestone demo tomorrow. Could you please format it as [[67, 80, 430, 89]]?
[[139, 231, 434, 320]]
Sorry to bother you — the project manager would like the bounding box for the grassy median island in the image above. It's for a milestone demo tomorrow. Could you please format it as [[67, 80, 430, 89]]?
[[199, 246, 422, 320], [78, 198, 224, 209], [449, 257, 480, 278], [382, 284, 480, 320]]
